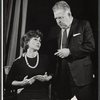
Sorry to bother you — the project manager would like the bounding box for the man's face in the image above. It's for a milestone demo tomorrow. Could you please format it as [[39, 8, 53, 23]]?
[[54, 9, 70, 29]]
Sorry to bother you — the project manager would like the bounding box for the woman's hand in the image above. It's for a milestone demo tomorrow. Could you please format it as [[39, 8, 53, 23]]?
[[28, 76, 36, 85], [21, 75, 36, 86], [35, 72, 52, 82], [21, 75, 30, 86]]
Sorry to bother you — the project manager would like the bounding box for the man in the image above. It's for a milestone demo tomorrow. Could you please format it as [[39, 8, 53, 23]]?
[[48, 1, 95, 100]]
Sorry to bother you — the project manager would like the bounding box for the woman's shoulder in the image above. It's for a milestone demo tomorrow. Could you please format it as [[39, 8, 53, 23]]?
[[14, 55, 24, 64]]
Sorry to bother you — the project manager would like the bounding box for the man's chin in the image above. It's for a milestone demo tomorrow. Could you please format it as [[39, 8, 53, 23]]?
[[59, 25, 65, 29]]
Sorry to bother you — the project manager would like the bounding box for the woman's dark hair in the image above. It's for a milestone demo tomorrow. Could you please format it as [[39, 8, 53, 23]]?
[[20, 30, 43, 51]]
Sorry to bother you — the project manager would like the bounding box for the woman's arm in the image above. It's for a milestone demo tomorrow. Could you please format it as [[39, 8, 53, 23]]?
[[12, 75, 36, 86]]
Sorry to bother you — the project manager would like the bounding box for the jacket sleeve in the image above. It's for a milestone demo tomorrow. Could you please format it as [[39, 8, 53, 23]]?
[[69, 21, 95, 60]]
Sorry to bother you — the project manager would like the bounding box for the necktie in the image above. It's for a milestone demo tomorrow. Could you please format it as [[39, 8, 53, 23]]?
[[62, 29, 67, 48]]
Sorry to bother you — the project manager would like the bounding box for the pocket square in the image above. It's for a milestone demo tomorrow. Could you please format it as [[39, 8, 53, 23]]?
[[73, 33, 81, 37]]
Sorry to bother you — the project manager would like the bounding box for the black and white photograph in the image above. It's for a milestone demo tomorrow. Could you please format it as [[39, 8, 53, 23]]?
[[3, 0, 98, 100]]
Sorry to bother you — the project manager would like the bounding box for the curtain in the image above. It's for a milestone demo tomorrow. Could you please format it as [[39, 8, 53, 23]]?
[[4, 0, 28, 66]]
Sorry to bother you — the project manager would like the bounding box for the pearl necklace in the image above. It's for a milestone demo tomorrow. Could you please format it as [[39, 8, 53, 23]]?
[[25, 52, 39, 69]]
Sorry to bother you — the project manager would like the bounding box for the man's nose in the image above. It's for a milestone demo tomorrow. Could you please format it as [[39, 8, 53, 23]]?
[[58, 20, 62, 24], [57, 19, 61, 23]]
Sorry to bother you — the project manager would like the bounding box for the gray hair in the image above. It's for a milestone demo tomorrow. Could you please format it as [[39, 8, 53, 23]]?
[[52, 1, 71, 12]]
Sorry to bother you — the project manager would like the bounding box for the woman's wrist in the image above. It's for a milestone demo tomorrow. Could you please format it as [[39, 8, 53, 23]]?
[[12, 80, 24, 86]]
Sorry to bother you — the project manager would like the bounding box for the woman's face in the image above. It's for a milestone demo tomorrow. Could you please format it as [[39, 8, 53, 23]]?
[[27, 37, 41, 51]]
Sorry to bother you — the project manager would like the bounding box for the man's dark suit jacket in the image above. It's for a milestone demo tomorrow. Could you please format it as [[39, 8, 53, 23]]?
[[48, 18, 95, 86]]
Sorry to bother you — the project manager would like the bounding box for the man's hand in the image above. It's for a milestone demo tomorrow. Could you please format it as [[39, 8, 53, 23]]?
[[54, 48, 70, 58]]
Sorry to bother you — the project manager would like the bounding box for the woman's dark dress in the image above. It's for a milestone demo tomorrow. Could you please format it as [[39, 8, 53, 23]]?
[[6, 54, 52, 100]]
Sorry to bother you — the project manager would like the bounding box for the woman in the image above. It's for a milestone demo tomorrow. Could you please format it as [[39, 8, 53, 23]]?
[[6, 30, 53, 100]]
